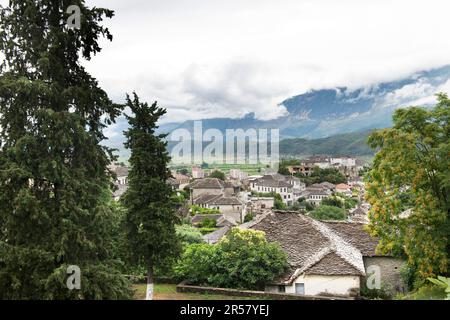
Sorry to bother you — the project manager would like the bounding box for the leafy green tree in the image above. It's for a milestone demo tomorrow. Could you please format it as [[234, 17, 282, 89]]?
[[122, 93, 181, 300], [322, 196, 344, 208], [175, 224, 204, 246], [295, 167, 346, 186], [309, 205, 348, 221], [244, 213, 255, 223], [273, 193, 287, 210], [366, 94, 450, 280], [199, 218, 217, 228], [190, 205, 221, 216], [175, 228, 288, 290], [177, 168, 189, 176], [0, 0, 132, 299], [209, 170, 225, 181]]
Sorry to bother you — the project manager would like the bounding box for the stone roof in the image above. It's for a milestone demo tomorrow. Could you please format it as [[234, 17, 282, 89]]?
[[111, 165, 128, 177], [188, 178, 230, 189], [254, 175, 292, 188], [203, 226, 231, 244], [304, 188, 330, 196], [319, 182, 336, 189], [172, 173, 190, 181], [323, 221, 379, 257], [209, 196, 242, 205], [309, 183, 327, 190], [240, 211, 378, 283], [193, 194, 242, 206], [350, 207, 366, 217], [191, 214, 236, 227]]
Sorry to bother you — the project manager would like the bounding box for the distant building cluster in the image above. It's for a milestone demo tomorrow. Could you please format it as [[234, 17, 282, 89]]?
[[287, 155, 363, 179]]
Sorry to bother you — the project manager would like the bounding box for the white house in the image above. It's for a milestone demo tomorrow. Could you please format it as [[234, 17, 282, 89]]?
[[193, 193, 244, 222], [188, 178, 235, 199], [192, 167, 205, 179], [229, 169, 248, 181], [250, 175, 294, 206], [330, 156, 356, 167], [240, 211, 405, 297], [109, 165, 129, 200]]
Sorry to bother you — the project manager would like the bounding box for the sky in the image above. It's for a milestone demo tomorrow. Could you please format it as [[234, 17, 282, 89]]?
[[2, 0, 450, 125]]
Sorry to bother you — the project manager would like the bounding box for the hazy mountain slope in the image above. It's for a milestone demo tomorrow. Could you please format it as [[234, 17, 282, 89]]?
[[279, 130, 374, 156]]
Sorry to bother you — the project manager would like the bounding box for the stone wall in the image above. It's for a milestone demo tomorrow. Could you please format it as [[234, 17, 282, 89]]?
[[177, 282, 356, 300], [363, 256, 406, 295]]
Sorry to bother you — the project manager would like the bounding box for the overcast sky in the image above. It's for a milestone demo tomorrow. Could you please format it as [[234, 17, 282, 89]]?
[[3, 0, 450, 124]]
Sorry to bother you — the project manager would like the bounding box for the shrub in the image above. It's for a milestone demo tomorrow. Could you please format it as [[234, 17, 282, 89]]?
[[198, 227, 219, 235], [397, 284, 447, 300], [190, 205, 221, 216], [174, 228, 288, 290], [176, 224, 204, 245], [309, 205, 348, 221], [244, 213, 255, 223], [199, 218, 217, 228], [209, 170, 225, 181]]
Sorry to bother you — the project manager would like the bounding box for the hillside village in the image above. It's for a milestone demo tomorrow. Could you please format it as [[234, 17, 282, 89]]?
[[110, 155, 406, 298]]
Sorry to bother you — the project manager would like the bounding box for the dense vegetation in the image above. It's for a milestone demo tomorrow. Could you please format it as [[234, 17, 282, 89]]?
[[366, 94, 450, 284], [209, 170, 226, 181], [309, 205, 348, 221], [0, 0, 132, 299], [175, 228, 288, 290]]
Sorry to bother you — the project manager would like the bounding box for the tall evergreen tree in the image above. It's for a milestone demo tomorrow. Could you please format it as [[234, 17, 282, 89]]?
[[0, 1, 131, 299], [122, 93, 181, 300]]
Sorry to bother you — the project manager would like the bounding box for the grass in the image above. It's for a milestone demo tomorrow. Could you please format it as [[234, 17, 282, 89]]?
[[396, 285, 447, 300], [133, 283, 265, 300]]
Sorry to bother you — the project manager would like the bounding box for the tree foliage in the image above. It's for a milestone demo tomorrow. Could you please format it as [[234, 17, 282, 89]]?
[[175, 224, 204, 246], [0, 0, 132, 299], [309, 205, 348, 221], [366, 94, 450, 279], [121, 93, 181, 277], [175, 228, 288, 290], [209, 170, 225, 181], [295, 167, 346, 186]]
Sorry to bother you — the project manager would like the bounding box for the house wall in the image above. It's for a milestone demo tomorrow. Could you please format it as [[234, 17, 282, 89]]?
[[205, 204, 242, 223], [117, 176, 128, 185], [266, 274, 360, 296], [363, 257, 406, 294], [250, 184, 293, 205], [250, 198, 274, 210]]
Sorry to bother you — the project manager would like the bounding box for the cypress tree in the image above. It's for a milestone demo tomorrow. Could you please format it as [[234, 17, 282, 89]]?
[[122, 93, 181, 300], [0, 1, 131, 299]]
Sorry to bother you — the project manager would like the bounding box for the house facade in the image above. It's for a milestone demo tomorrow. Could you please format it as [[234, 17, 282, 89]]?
[[188, 178, 234, 198], [250, 175, 294, 205], [193, 193, 244, 222]]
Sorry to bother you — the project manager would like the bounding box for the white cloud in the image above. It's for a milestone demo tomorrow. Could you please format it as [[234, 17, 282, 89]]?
[[2, 0, 450, 125]]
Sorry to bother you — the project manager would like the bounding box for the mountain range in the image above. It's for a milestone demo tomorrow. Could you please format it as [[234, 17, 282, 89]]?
[[106, 64, 450, 159]]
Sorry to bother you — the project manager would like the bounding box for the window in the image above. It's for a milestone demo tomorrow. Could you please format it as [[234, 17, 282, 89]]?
[[278, 285, 285, 293], [295, 283, 305, 295]]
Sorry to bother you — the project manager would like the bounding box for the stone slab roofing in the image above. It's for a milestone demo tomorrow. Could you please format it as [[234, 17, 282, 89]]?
[[193, 194, 242, 206], [240, 211, 381, 284], [188, 178, 233, 189]]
